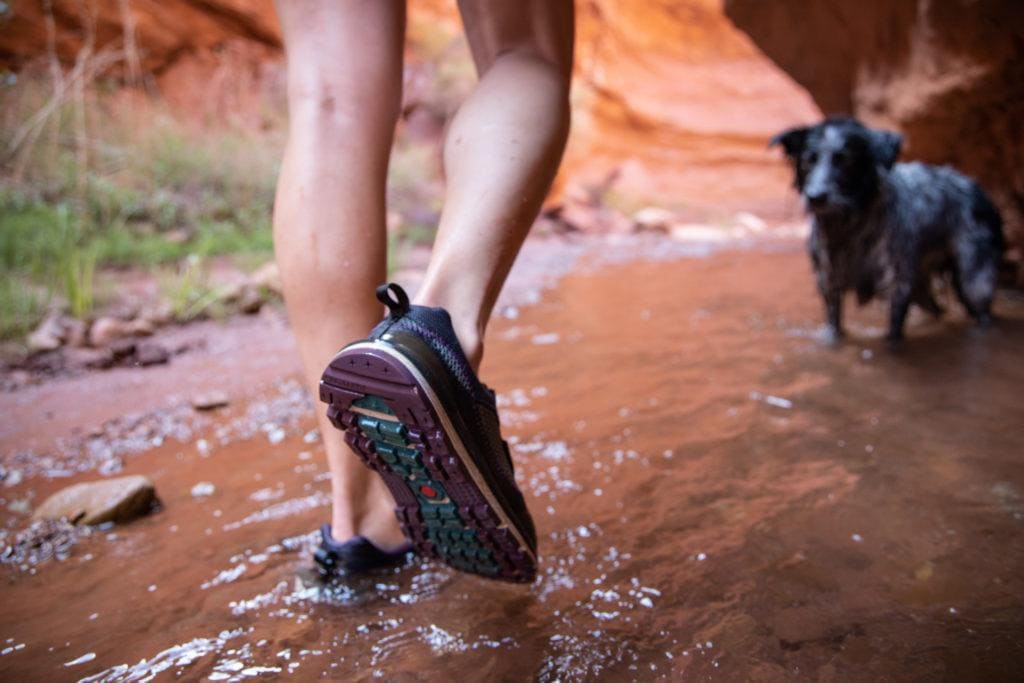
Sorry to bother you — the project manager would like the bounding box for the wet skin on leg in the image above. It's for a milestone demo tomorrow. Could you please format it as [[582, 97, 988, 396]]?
[[272, 0, 408, 550], [414, 0, 574, 370]]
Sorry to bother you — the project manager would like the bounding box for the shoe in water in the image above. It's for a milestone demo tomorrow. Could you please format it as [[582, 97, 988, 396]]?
[[319, 283, 537, 583], [312, 523, 412, 577]]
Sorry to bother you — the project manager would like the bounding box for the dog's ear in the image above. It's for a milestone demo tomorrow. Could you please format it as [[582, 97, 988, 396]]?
[[870, 129, 902, 169], [769, 126, 809, 159]]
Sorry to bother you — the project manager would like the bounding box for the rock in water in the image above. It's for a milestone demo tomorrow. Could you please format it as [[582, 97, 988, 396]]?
[[135, 341, 170, 366], [32, 475, 157, 525], [191, 391, 229, 411], [248, 261, 282, 296], [109, 338, 137, 359], [63, 317, 89, 348], [89, 316, 132, 347], [27, 313, 66, 353], [65, 347, 116, 370], [237, 285, 264, 314], [138, 302, 174, 326], [632, 206, 676, 233], [126, 318, 156, 336]]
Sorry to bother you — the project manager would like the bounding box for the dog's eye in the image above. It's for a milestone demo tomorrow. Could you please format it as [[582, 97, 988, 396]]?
[[802, 151, 818, 167]]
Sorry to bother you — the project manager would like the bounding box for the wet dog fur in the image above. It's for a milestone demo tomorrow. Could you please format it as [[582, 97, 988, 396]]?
[[772, 117, 1004, 342]]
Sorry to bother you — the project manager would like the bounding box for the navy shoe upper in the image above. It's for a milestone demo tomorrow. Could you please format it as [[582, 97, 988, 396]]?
[[370, 284, 491, 405], [313, 524, 412, 576]]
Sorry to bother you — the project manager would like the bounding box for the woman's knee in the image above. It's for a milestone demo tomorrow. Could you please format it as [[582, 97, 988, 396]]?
[[286, 75, 401, 134]]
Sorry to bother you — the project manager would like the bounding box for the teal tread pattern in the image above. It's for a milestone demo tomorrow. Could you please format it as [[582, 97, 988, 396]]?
[[352, 406, 501, 577]]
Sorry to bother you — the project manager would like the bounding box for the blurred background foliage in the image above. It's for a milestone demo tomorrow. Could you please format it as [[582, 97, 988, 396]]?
[[0, 6, 474, 340]]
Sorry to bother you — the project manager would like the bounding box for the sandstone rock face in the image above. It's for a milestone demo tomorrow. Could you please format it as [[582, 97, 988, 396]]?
[[725, 0, 1024, 257], [3, 0, 819, 225], [566, 0, 820, 221], [1, 0, 283, 128], [33, 475, 156, 525], [0, 0, 279, 73]]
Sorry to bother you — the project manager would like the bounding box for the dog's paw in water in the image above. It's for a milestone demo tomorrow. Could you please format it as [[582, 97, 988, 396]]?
[[812, 324, 844, 347], [825, 326, 845, 347]]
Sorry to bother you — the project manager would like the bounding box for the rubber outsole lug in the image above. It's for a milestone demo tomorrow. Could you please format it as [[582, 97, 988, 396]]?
[[320, 344, 536, 583]]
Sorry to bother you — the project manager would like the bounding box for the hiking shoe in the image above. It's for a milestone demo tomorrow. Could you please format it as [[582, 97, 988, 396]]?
[[312, 524, 412, 577], [319, 283, 538, 583]]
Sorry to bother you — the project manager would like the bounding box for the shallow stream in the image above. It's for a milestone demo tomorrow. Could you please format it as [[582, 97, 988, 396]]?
[[3, 246, 1023, 680]]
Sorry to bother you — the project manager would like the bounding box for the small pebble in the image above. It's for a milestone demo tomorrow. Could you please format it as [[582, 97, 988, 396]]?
[[191, 391, 230, 411]]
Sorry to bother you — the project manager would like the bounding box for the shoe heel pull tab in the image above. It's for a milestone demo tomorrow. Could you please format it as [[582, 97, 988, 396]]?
[[376, 283, 410, 320]]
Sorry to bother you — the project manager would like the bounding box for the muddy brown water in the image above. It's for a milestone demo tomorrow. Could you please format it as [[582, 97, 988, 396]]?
[[2, 244, 1023, 681]]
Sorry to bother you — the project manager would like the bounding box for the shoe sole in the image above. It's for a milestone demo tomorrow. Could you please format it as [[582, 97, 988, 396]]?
[[319, 340, 537, 583]]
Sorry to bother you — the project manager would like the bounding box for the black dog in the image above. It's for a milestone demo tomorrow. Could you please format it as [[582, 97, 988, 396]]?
[[772, 117, 1004, 342]]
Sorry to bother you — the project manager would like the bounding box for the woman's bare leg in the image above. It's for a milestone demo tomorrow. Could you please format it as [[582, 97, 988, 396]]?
[[273, 0, 407, 549], [414, 1, 574, 369]]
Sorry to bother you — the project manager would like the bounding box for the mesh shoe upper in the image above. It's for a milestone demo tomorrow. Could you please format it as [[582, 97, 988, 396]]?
[[371, 306, 490, 405]]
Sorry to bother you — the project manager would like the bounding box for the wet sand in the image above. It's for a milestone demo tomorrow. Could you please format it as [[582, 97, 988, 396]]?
[[2, 242, 1024, 681]]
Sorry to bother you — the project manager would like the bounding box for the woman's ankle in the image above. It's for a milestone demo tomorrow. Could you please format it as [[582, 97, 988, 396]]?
[[330, 484, 407, 551], [455, 323, 484, 372], [412, 284, 485, 371], [357, 490, 408, 552]]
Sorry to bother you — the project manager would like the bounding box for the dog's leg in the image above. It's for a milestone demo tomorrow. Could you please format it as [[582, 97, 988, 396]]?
[[953, 260, 997, 327], [887, 282, 912, 342], [823, 288, 844, 343], [950, 268, 972, 312], [810, 235, 843, 343], [912, 281, 945, 318]]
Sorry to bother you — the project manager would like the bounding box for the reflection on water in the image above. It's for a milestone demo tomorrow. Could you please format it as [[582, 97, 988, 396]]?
[[3, 245, 1024, 680]]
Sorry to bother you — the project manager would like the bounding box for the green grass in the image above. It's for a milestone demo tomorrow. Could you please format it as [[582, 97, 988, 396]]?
[[60, 243, 96, 320], [0, 276, 49, 340], [0, 198, 97, 335], [0, 27, 477, 341], [0, 195, 274, 339], [0, 197, 69, 276], [158, 255, 224, 322], [0, 88, 280, 339]]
